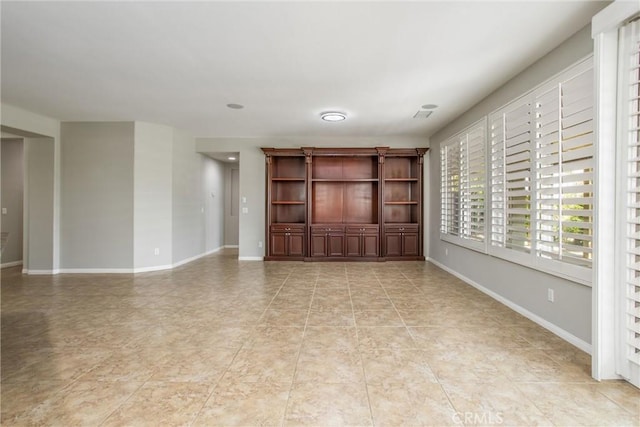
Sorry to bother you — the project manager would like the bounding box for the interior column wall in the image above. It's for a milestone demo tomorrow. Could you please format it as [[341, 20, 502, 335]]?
[[1, 138, 24, 266], [60, 122, 135, 270]]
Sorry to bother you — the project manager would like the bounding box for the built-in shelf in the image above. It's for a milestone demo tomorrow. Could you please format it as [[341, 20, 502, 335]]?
[[312, 178, 378, 182], [263, 146, 427, 261], [385, 201, 418, 205]]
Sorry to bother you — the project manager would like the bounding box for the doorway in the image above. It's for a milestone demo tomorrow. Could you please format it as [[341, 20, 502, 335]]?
[[1, 137, 24, 268]]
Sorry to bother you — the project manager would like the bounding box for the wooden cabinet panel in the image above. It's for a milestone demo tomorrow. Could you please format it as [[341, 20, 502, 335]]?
[[328, 234, 345, 257], [385, 233, 402, 257], [402, 233, 419, 256], [346, 226, 379, 257], [311, 226, 345, 257], [270, 233, 287, 257], [312, 183, 344, 223], [384, 225, 419, 258], [363, 234, 379, 257], [345, 234, 361, 257], [311, 234, 328, 257], [289, 233, 305, 257]]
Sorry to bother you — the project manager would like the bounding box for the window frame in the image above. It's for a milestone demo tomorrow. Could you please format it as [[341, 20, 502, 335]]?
[[487, 56, 594, 286], [440, 118, 487, 253]]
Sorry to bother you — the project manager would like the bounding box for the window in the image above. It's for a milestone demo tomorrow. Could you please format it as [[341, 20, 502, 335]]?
[[440, 119, 486, 251], [618, 17, 640, 387], [489, 58, 594, 284]]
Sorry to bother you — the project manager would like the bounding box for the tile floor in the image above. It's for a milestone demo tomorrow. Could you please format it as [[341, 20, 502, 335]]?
[[1, 249, 638, 426]]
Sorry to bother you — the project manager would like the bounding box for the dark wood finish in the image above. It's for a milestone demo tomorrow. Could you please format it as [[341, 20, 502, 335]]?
[[310, 225, 345, 257], [312, 182, 344, 223], [345, 225, 379, 257], [268, 224, 305, 259], [384, 224, 420, 258], [263, 147, 427, 261]]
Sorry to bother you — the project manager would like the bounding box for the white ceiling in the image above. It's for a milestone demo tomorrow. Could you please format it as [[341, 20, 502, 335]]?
[[1, 1, 608, 139]]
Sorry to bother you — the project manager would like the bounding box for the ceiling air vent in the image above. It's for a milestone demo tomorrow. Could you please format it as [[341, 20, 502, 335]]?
[[413, 110, 433, 119]]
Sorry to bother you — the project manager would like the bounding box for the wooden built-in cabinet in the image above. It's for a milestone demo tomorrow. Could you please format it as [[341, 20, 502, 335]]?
[[262, 147, 427, 261]]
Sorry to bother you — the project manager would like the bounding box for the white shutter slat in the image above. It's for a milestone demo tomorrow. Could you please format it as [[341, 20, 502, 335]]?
[[563, 107, 593, 129], [441, 119, 486, 244], [622, 20, 640, 377], [562, 120, 593, 140]]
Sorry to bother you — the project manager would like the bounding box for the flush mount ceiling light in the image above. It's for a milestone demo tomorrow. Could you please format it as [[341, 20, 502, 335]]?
[[421, 104, 438, 110], [228, 156, 237, 161], [226, 103, 244, 109], [320, 111, 347, 122]]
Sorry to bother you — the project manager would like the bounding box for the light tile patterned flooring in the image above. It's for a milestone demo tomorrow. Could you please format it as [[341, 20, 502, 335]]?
[[1, 249, 638, 426]]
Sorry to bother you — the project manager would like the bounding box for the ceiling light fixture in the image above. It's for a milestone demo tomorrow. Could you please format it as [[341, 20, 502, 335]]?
[[228, 156, 237, 161], [226, 103, 244, 109], [421, 104, 438, 110], [320, 111, 347, 122]]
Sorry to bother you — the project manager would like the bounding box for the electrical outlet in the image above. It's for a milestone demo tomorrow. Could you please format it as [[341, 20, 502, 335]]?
[[258, 241, 263, 248], [154, 248, 160, 256], [547, 288, 555, 302], [1, 208, 6, 215]]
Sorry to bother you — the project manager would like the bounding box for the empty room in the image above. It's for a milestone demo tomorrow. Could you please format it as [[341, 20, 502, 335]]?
[[1, 1, 639, 426]]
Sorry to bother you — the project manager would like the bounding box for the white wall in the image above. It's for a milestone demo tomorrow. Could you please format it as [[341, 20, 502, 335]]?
[[203, 157, 225, 253], [1, 139, 24, 266], [134, 122, 173, 269], [60, 122, 135, 270], [428, 25, 594, 348], [60, 122, 225, 271], [23, 137, 56, 273], [195, 136, 429, 259], [224, 163, 239, 247], [1, 104, 60, 272], [172, 129, 206, 264]]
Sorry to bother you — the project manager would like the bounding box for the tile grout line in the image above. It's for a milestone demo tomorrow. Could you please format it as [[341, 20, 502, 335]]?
[[281, 267, 320, 427], [348, 264, 376, 427], [188, 269, 295, 427]]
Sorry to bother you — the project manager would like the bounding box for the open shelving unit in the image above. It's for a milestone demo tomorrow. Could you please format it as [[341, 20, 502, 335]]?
[[262, 146, 427, 261]]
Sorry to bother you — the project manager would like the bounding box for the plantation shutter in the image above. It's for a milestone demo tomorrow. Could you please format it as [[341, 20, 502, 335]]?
[[441, 140, 461, 236], [465, 123, 486, 242], [490, 100, 532, 254], [440, 119, 486, 249], [534, 67, 594, 268], [620, 18, 640, 388]]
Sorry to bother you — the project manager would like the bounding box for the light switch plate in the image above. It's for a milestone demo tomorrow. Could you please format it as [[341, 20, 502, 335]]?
[[1, 208, 6, 215]]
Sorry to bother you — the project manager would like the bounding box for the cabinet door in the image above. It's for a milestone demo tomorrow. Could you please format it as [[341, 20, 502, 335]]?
[[362, 234, 379, 257], [311, 234, 327, 257], [345, 234, 361, 257], [270, 233, 287, 257], [402, 233, 419, 256], [288, 233, 305, 257], [385, 233, 402, 257], [327, 234, 345, 257]]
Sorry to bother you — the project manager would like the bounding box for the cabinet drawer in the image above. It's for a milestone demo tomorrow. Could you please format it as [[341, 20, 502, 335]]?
[[311, 225, 345, 234], [345, 225, 379, 234], [271, 224, 305, 233], [385, 224, 418, 233]]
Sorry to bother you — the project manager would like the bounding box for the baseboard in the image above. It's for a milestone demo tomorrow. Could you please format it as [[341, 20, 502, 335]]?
[[238, 256, 263, 261], [57, 268, 135, 274], [1, 260, 23, 269], [22, 268, 58, 275], [224, 245, 239, 248], [31, 247, 227, 275], [426, 257, 592, 355]]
